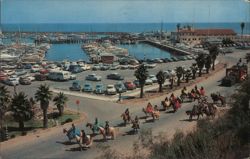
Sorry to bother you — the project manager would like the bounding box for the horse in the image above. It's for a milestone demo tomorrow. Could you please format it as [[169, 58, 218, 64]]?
[[186, 104, 204, 120], [63, 128, 93, 150], [211, 93, 226, 106], [131, 120, 140, 134], [142, 108, 160, 121], [161, 100, 171, 110], [180, 93, 195, 103], [203, 103, 218, 119], [121, 113, 131, 126], [86, 123, 116, 140]]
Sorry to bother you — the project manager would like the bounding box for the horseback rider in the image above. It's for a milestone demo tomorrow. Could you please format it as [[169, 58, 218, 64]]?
[[93, 118, 100, 134], [124, 108, 131, 121], [170, 93, 177, 105], [181, 86, 188, 96], [105, 121, 110, 135], [194, 85, 200, 97], [133, 116, 140, 129], [199, 86, 205, 96], [146, 102, 154, 113], [154, 105, 159, 111]]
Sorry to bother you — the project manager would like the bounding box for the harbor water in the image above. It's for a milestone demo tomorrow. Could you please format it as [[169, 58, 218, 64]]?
[[45, 43, 173, 62]]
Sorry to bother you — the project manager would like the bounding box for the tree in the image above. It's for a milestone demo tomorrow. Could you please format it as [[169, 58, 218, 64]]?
[[156, 71, 166, 92], [196, 54, 206, 77], [176, 23, 181, 42], [10, 92, 33, 130], [205, 55, 212, 73], [53, 92, 68, 116], [176, 67, 184, 86], [0, 85, 10, 136], [240, 22, 245, 37], [209, 45, 219, 70], [35, 84, 52, 128], [184, 70, 192, 83], [190, 64, 198, 79], [134, 64, 148, 98]]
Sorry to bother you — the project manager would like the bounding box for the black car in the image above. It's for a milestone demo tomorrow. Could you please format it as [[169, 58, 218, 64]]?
[[107, 73, 124, 80]]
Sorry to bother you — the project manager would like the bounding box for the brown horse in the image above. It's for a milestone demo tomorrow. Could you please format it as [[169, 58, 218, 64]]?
[[211, 93, 226, 106], [121, 113, 131, 126], [186, 104, 204, 120], [203, 104, 218, 119], [86, 123, 116, 140]]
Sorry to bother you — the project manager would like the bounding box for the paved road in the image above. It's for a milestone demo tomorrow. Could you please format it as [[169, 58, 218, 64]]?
[[0, 50, 248, 159]]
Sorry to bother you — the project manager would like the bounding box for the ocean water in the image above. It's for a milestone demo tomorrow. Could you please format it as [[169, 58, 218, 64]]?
[[2, 23, 250, 34]]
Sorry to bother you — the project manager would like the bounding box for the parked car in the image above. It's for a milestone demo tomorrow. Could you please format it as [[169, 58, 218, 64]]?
[[85, 74, 102, 81], [0, 74, 8, 82], [23, 64, 32, 69], [107, 73, 124, 80], [4, 77, 19, 86], [106, 85, 116, 95], [92, 64, 101, 71], [19, 77, 31, 85], [48, 71, 71, 81], [35, 74, 47, 81], [133, 80, 140, 88], [39, 69, 49, 74], [115, 82, 127, 93], [124, 81, 136, 90], [110, 64, 120, 70], [69, 81, 81, 91], [69, 65, 83, 73], [82, 83, 93, 92], [100, 65, 110, 71], [120, 65, 129, 69], [15, 69, 27, 76], [3, 70, 15, 76], [148, 75, 158, 83], [22, 74, 35, 81], [145, 79, 153, 85], [69, 74, 76, 80], [31, 65, 41, 73], [95, 84, 105, 94]]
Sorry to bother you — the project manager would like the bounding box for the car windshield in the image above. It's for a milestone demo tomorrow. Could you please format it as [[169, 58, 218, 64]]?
[[107, 86, 113, 89]]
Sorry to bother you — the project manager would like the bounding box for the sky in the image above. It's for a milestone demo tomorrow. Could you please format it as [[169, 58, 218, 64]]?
[[1, 0, 250, 24]]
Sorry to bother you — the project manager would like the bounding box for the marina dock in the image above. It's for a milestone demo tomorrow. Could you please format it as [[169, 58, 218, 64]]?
[[139, 40, 191, 55]]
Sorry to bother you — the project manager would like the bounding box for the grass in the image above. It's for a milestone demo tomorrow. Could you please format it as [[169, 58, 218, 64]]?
[[2, 110, 80, 139]]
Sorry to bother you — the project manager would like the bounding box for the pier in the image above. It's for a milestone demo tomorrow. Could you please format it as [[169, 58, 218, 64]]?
[[139, 40, 191, 55]]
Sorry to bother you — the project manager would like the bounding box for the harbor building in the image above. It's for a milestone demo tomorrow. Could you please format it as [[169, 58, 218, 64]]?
[[171, 28, 237, 45]]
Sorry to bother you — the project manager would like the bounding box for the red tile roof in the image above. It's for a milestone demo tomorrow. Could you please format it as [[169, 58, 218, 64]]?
[[179, 29, 236, 36]]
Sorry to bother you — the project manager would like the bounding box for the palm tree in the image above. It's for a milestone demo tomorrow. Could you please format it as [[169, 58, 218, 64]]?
[[10, 92, 33, 130], [176, 67, 184, 86], [190, 64, 198, 79], [204, 55, 212, 73], [156, 71, 166, 92], [35, 84, 52, 128], [209, 45, 219, 70], [0, 85, 10, 135], [196, 54, 206, 77], [134, 64, 148, 98], [53, 92, 68, 116], [176, 23, 181, 42], [240, 22, 245, 37]]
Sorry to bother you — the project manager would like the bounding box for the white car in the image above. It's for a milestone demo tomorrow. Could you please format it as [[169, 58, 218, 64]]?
[[145, 79, 153, 85], [106, 85, 117, 95], [69, 74, 76, 80], [81, 64, 91, 71], [148, 75, 157, 83], [23, 74, 35, 81], [4, 70, 15, 76]]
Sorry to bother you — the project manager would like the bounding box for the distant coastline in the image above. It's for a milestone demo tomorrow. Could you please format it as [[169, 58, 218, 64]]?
[[2, 22, 249, 34]]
